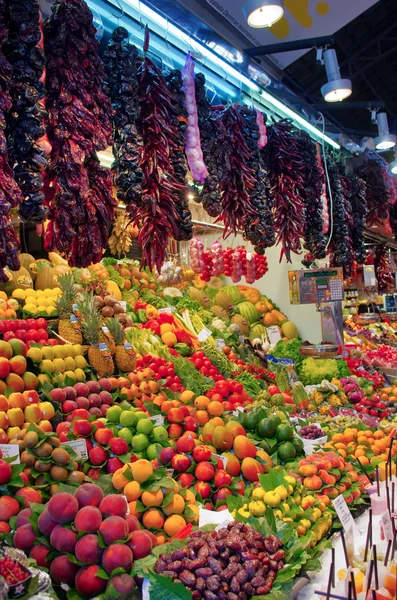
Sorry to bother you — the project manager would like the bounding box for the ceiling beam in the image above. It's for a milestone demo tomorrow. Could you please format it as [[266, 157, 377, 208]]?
[[244, 36, 334, 57]]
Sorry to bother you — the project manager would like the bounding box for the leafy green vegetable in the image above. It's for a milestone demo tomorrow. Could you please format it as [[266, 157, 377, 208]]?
[[299, 357, 339, 385], [201, 342, 233, 378], [171, 355, 214, 395], [233, 372, 264, 396], [272, 339, 303, 371]]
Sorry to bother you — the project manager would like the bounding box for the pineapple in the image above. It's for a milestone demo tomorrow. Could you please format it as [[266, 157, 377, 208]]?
[[106, 317, 136, 373], [56, 273, 83, 344], [78, 294, 114, 377]]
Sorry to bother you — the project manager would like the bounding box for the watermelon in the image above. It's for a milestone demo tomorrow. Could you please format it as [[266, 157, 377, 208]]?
[[223, 286, 244, 305], [249, 324, 268, 342], [236, 301, 259, 324]]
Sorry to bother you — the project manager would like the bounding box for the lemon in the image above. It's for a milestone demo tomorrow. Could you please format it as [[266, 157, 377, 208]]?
[[38, 374, 51, 385], [12, 289, 26, 300], [53, 358, 66, 373], [24, 304, 38, 315], [52, 288, 62, 296], [74, 355, 87, 369], [36, 290, 45, 297], [44, 289, 52, 296], [73, 368, 85, 382], [73, 344, 84, 356], [40, 359, 55, 373], [42, 346, 54, 360], [25, 289, 36, 298], [37, 305, 47, 313], [63, 345, 75, 358], [53, 346, 64, 359], [64, 357, 76, 371], [46, 307, 57, 316], [27, 347, 43, 363], [252, 488, 266, 500], [53, 372, 65, 384], [64, 370, 77, 382]]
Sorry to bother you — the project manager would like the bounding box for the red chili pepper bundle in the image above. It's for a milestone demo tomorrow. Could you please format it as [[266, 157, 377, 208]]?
[[43, 0, 115, 267], [0, 0, 23, 281], [328, 162, 354, 275], [263, 120, 306, 262], [135, 28, 192, 271], [374, 245, 394, 292], [357, 153, 391, 227]]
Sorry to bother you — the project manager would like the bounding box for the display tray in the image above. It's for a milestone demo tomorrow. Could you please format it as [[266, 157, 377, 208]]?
[[299, 344, 339, 358], [354, 313, 381, 325]]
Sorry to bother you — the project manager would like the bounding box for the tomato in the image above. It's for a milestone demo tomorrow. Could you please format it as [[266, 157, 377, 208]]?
[[223, 401, 233, 411], [229, 393, 243, 405], [211, 393, 224, 403], [167, 367, 175, 377], [194, 351, 205, 359], [166, 376, 175, 386], [173, 376, 181, 384], [222, 346, 231, 355], [4, 320, 17, 332], [215, 381, 230, 398], [228, 352, 237, 361], [157, 365, 168, 378], [208, 368, 218, 378], [0, 322, 5, 333], [194, 358, 203, 369], [214, 375, 224, 382], [26, 318, 37, 330], [201, 367, 209, 376], [230, 381, 243, 394], [37, 329, 48, 341]]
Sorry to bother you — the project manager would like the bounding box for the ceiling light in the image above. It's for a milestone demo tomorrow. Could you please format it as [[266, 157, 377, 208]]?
[[320, 49, 352, 102], [243, 0, 284, 28], [374, 112, 396, 151]]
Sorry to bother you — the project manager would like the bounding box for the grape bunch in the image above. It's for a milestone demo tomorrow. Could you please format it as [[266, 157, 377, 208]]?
[[299, 425, 324, 439]]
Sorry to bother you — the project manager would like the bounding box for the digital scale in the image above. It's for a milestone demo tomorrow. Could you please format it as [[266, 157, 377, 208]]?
[[288, 268, 344, 346]]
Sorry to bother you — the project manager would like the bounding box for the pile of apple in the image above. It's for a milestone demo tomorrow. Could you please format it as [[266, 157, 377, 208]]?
[[12, 484, 155, 598], [0, 388, 55, 444], [0, 339, 39, 396], [0, 318, 51, 345]]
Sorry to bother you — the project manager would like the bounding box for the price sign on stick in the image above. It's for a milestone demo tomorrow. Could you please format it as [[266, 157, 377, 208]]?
[[332, 495, 355, 532]]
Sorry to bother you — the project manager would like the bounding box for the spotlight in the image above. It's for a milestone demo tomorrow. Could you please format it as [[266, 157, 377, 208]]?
[[374, 112, 396, 151], [243, 0, 284, 28], [320, 49, 352, 102]]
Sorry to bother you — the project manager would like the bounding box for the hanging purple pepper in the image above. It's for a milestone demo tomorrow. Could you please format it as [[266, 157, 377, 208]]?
[[236, 105, 275, 252], [263, 120, 306, 262], [328, 161, 354, 276], [4, 0, 48, 224], [0, 0, 24, 280], [43, 0, 116, 267], [163, 67, 193, 241], [195, 73, 222, 217], [103, 26, 143, 217], [374, 245, 394, 292], [357, 153, 390, 227], [349, 173, 367, 264]]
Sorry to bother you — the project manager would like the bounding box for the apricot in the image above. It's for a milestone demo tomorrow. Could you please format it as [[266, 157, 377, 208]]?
[[102, 544, 133, 575], [99, 494, 127, 518], [50, 525, 77, 553], [163, 515, 186, 538], [233, 435, 256, 460], [241, 457, 263, 482], [75, 534, 103, 565], [47, 492, 79, 524], [50, 556, 79, 586], [75, 565, 107, 598], [74, 506, 102, 533], [303, 475, 323, 490], [141, 489, 163, 507], [99, 516, 128, 546], [29, 544, 51, 569], [127, 530, 153, 559], [15, 487, 41, 508], [142, 508, 165, 530], [131, 459, 153, 483], [107, 574, 136, 595], [14, 523, 36, 552], [123, 480, 141, 502], [74, 483, 104, 508]]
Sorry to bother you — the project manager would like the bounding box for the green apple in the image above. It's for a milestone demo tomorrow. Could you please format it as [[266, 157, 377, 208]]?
[[146, 443, 162, 461], [106, 405, 123, 423], [263, 491, 281, 507], [134, 411, 147, 422], [136, 419, 153, 436], [118, 427, 133, 444], [119, 411, 136, 427], [131, 433, 149, 452], [119, 400, 133, 410], [152, 426, 168, 443]]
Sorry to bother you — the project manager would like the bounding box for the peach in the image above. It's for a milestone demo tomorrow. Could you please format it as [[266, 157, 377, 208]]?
[[0, 395, 8, 411], [23, 389, 39, 405], [72, 419, 92, 437], [102, 544, 133, 575], [8, 393, 26, 409], [177, 473, 195, 488], [241, 457, 263, 482], [107, 574, 136, 594], [74, 382, 89, 396], [15, 487, 41, 508], [0, 341, 12, 359], [212, 488, 233, 503], [214, 470, 232, 488], [37, 509, 58, 535], [75, 483, 104, 508], [304, 475, 323, 491], [0, 428, 6, 444], [89, 446, 108, 466], [50, 525, 77, 553], [29, 544, 51, 569], [94, 428, 113, 446], [39, 402, 55, 420], [318, 470, 337, 486], [74, 506, 102, 533], [195, 461, 215, 482], [298, 464, 318, 477], [38, 420, 53, 432], [212, 426, 233, 451], [75, 534, 103, 564], [24, 404, 43, 424], [201, 422, 215, 444], [0, 357, 10, 378], [233, 435, 256, 460], [0, 412, 9, 430], [176, 435, 196, 454], [22, 372, 39, 390], [50, 388, 66, 403], [6, 426, 20, 441], [98, 378, 113, 392], [171, 453, 192, 473], [159, 447, 176, 465], [323, 486, 339, 499], [47, 492, 79, 524], [109, 438, 128, 456], [75, 565, 107, 598], [16, 508, 32, 528], [99, 516, 128, 545], [195, 480, 211, 499], [0, 496, 20, 520], [5, 373, 24, 393], [127, 530, 153, 559], [125, 514, 140, 533], [99, 495, 128, 518], [168, 423, 183, 439], [9, 355, 27, 376], [14, 523, 36, 552], [50, 556, 79, 586], [8, 339, 27, 357]]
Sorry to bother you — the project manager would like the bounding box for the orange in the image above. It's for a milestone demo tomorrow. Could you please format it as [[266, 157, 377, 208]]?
[[392, 387, 397, 397], [141, 489, 163, 507], [374, 430, 385, 439], [196, 410, 209, 426], [159, 323, 174, 335], [337, 449, 347, 458], [207, 401, 224, 416], [142, 508, 165, 530], [161, 332, 177, 347], [162, 493, 185, 516], [124, 481, 142, 501], [131, 459, 153, 483], [164, 515, 186, 537], [194, 395, 210, 409], [332, 433, 345, 443], [380, 393, 389, 401], [180, 390, 195, 404], [354, 448, 366, 458], [334, 442, 346, 450]]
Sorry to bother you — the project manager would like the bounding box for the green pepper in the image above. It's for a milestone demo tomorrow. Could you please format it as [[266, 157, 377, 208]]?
[[135, 309, 147, 324], [174, 343, 193, 357]]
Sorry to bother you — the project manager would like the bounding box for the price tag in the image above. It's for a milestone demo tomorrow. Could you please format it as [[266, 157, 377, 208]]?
[[232, 406, 245, 417], [215, 338, 225, 350], [239, 335, 245, 343], [159, 306, 175, 314], [149, 414, 164, 427], [332, 495, 355, 532], [381, 510, 394, 541], [61, 439, 88, 461], [214, 454, 228, 468], [266, 326, 281, 346], [166, 468, 174, 478], [0, 444, 20, 464], [199, 506, 233, 528], [119, 301, 127, 311], [142, 578, 150, 600], [198, 327, 212, 342]]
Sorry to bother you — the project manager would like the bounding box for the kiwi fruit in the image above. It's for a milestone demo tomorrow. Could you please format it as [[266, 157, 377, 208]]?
[[49, 484, 59, 496], [104, 295, 117, 306], [50, 465, 69, 481], [113, 303, 124, 314], [24, 431, 39, 448], [35, 460, 52, 473], [21, 451, 35, 467], [94, 296, 105, 309], [102, 305, 114, 318], [35, 474, 47, 486], [49, 436, 61, 448], [51, 447, 71, 466], [35, 442, 53, 458]]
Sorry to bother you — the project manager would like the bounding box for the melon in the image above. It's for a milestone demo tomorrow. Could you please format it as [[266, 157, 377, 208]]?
[[19, 253, 35, 272], [235, 301, 259, 325], [35, 266, 56, 290], [48, 251, 68, 266], [249, 324, 268, 342], [214, 291, 233, 310], [281, 321, 298, 340], [12, 267, 33, 290], [211, 305, 230, 321], [222, 286, 244, 305], [208, 276, 224, 289], [231, 315, 249, 336], [105, 280, 122, 301], [188, 287, 211, 308]]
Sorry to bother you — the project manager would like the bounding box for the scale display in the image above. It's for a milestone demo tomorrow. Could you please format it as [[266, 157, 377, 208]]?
[[289, 268, 344, 305]]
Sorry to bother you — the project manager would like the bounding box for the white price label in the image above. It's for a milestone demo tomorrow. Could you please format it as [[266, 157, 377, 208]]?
[[198, 327, 212, 342], [381, 510, 394, 541], [232, 406, 245, 417], [119, 301, 127, 311], [239, 335, 245, 343], [149, 414, 164, 427], [61, 439, 88, 461], [266, 326, 282, 346], [199, 506, 234, 528], [159, 306, 175, 314], [166, 468, 174, 478], [142, 579, 151, 600], [0, 444, 20, 464], [215, 338, 225, 350], [214, 454, 228, 469], [332, 495, 355, 532]]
